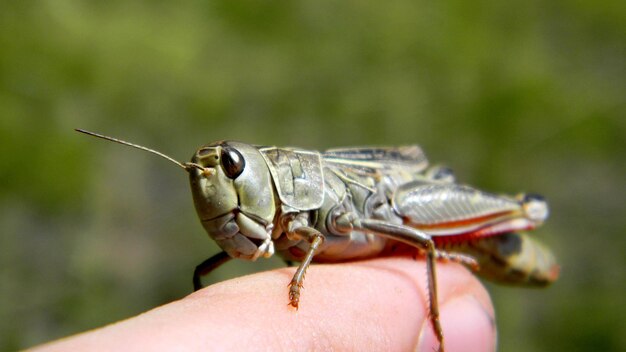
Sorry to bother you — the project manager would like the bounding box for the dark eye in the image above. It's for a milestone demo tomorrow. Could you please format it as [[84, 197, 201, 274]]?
[[221, 147, 245, 179]]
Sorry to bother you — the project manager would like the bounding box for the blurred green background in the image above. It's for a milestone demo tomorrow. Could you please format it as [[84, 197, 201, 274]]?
[[1, 1, 624, 351]]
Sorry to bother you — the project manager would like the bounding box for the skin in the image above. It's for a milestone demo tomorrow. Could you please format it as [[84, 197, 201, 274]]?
[[31, 257, 496, 352]]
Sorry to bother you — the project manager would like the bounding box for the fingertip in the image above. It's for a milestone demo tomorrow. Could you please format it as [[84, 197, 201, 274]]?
[[417, 294, 497, 352], [327, 257, 495, 351], [414, 263, 496, 352], [31, 257, 495, 352]]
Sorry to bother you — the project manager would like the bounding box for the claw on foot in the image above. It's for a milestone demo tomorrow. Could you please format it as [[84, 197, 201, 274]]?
[[288, 282, 302, 310], [288, 294, 300, 310], [288, 300, 299, 310]]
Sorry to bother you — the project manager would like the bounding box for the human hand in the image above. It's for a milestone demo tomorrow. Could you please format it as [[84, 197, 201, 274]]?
[[32, 257, 496, 351]]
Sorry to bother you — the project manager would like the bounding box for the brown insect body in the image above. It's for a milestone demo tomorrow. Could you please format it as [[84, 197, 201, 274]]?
[[77, 130, 558, 352]]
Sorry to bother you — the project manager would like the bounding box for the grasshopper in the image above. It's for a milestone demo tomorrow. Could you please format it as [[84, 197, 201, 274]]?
[[76, 129, 558, 351]]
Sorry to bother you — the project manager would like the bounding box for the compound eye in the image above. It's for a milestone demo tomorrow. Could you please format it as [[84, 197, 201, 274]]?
[[221, 147, 245, 179]]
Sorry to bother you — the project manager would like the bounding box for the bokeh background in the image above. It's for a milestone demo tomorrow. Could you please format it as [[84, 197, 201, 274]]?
[[1, 1, 624, 351]]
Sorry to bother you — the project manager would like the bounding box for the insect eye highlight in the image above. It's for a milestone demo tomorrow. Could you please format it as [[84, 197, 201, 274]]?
[[221, 147, 245, 179]]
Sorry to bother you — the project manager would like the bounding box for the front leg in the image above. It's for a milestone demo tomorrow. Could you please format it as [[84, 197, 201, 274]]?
[[287, 226, 325, 309], [193, 251, 232, 291]]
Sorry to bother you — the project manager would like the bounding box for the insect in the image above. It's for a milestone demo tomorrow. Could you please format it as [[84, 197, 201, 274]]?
[[76, 129, 558, 351]]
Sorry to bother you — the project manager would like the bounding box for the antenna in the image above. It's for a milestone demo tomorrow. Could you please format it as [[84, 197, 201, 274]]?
[[75, 129, 204, 172]]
